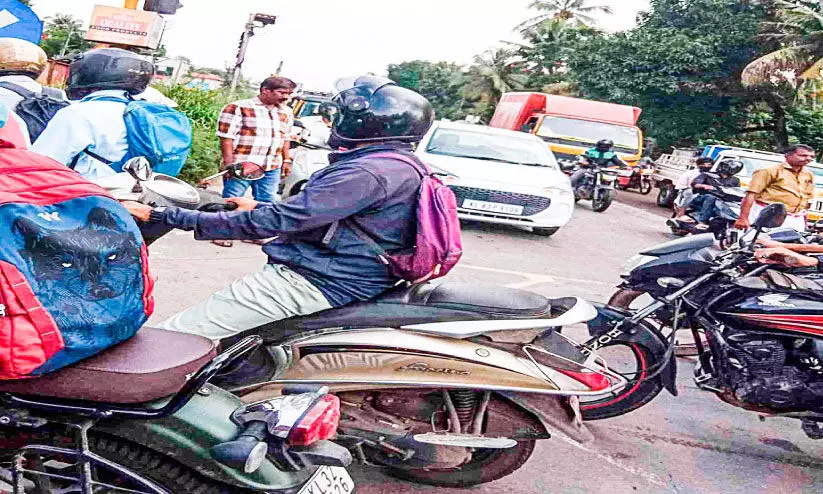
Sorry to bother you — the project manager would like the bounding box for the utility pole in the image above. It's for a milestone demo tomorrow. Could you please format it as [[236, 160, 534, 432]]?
[[124, 0, 139, 9], [229, 13, 276, 94], [275, 60, 283, 75], [59, 25, 75, 57]]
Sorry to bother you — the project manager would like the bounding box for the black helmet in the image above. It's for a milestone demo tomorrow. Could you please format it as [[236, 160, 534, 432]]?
[[318, 101, 338, 122], [596, 139, 614, 150], [67, 48, 154, 100], [329, 75, 434, 147], [717, 158, 744, 176]]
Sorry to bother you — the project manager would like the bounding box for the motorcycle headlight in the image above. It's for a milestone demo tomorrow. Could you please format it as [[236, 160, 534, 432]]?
[[620, 254, 657, 278]]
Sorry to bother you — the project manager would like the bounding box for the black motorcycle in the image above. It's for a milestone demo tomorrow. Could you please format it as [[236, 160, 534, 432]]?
[[573, 205, 823, 439], [565, 156, 620, 212]]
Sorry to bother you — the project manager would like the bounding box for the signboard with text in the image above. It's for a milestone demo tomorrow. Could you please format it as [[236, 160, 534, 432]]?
[[85, 5, 164, 49]]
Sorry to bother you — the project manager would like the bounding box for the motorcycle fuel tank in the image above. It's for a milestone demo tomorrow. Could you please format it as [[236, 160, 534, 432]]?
[[718, 288, 823, 337]]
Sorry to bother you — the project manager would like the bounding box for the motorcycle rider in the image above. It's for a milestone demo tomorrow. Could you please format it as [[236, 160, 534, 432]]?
[[687, 158, 743, 229], [0, 38, 68, 146], [122, 75, 434, 339], [672, 157, 714, 218], [30, 48, 154, 179], [570, 139, 626, 188]]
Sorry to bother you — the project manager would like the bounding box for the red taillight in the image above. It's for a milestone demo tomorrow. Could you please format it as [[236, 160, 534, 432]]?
[[287, 395, 341, 446], [556, 369, 611, 392]]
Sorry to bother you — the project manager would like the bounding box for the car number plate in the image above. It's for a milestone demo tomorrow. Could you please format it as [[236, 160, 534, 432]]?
[[462, 199, 524, 215], [813, 200, 823, 212], [297, 466, 354, 494]]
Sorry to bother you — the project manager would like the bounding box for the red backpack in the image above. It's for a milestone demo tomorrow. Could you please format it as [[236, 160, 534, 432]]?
[[0, 149, 154, 379]]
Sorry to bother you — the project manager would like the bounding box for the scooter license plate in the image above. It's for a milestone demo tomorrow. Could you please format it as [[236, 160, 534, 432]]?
[[463, 199, 524, 215], [297, 466, 354, 494]]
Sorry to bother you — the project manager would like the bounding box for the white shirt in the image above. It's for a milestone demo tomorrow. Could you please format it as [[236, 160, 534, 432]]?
[[675, 168, 701, 190], [0, 75, 67, 111], [31, 90, 129, 180]]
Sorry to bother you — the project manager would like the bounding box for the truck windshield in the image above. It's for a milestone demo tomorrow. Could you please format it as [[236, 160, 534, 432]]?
[[536, 116, 641, 154], [426, 128, 559, 168]]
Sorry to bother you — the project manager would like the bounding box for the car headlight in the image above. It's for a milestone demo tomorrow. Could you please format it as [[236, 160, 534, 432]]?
[[620, 254, 657, 278], [544, 186, 573, 198]]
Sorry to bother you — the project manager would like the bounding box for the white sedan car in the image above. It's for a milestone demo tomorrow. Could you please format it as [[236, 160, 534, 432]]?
[[416, 121, 574, 236]]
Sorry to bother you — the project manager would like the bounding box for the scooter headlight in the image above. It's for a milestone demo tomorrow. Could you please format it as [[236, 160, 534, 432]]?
[[620, 254, 657, 278]]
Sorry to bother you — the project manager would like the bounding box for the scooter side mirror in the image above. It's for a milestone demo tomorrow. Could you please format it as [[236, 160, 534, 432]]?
[[123, 157, 152, 182], [230, 162, 267, 181]]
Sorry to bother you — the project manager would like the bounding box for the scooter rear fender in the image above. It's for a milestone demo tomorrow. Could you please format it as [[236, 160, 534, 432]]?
[[95, 384, 313, 491]]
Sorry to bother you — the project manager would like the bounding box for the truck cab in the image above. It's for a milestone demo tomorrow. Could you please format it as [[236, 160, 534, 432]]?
[[490, 92, 644, 168]]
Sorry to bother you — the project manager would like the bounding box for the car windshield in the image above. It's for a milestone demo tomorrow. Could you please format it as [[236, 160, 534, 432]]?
[[736, 157, 784, 178], [535, 117, 641, 154], [425, 128, 558, 168]]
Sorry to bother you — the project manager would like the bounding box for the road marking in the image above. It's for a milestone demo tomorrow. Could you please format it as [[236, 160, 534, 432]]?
[[0, 10, 20, 30], [458, 263, 613, 289], [556, 434, 674, 490]]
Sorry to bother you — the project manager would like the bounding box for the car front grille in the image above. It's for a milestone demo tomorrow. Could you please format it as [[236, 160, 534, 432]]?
[[449, 186, 551, 216]]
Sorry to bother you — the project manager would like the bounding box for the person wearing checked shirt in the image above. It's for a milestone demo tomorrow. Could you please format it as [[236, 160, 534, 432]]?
[[735, 144, 817, 232], [215, 76, 297, 247]]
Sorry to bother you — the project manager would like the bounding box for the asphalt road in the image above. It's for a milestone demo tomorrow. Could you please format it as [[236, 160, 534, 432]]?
[[146, 190, 823, 494]]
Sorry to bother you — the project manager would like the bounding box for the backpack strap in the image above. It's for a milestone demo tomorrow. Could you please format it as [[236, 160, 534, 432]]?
[[343, 217, 391, 266], [68, 146, 114, 170], [40, 86, 63, 99], [0, 81, 36, 99]]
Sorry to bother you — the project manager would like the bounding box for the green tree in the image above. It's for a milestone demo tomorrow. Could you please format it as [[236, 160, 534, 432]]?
[[567, 0, 772, 149], [465, 48, 529, 117], [40, 14, 93, 58], [514, 18, 599, 91], [516, 0, 613, 33], [387, 60, 469, 119]]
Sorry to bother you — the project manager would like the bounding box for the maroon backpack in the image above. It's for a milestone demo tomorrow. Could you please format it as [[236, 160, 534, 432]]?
[[347, 151, 463, 283]]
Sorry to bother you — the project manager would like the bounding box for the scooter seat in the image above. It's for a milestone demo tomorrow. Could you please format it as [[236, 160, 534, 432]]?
[[0, 328, 218, 404], [241, 283, 598, 341]]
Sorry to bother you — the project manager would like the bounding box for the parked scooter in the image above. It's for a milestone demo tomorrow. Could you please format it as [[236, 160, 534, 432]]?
[[31, 157, 355, 494], [615, 158, 654, 195], [666, 185, 746, 247], [564, 155, 620, 212]]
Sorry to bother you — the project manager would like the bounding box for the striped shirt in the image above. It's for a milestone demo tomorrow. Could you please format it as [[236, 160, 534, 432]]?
[[217, 97, 285, 171]]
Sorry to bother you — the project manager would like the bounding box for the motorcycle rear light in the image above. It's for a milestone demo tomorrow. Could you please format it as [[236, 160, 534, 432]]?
[[556, 368, 611, 391], [287, 395, 341, 446]]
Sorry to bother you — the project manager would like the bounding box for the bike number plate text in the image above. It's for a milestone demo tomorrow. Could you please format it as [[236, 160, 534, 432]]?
[[463, 199, 524, 215], [298, 466, 354, 494]]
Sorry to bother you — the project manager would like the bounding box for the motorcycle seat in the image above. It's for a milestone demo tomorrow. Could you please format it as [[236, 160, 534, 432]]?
[[0, 328, 218, 404], [240, 283, 598, 342]]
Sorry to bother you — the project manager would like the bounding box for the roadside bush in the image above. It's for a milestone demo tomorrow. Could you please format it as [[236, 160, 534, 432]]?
[[155, 84, 231, 183]]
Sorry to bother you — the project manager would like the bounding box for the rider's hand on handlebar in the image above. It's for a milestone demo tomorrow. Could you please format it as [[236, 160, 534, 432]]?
[[734, 217, 751, 230], [122, 201, 152, 222], [225, 197, 259, 211], [754, 247, 819, 268]]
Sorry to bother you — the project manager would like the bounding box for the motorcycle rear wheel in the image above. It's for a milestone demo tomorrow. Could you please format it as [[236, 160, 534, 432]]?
[[388, 440, 535, 488]]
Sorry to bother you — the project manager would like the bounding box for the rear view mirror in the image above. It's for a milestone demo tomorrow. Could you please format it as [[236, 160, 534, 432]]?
[[123, 157, 152, 181], [230, 162, 266, 181], [753, 203, 787, 229]]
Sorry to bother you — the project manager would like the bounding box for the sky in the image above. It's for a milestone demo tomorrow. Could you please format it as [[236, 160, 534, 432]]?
[[28, 0, 651, 91]]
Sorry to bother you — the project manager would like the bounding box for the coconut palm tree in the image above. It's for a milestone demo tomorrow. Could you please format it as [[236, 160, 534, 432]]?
[[516, 0, 613, 33], [465, 48, 529, 105], [742, 0, 823, 88]]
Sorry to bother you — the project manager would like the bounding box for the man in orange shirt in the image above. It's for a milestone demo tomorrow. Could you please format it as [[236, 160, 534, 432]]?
[[735, 145, 816, 232]]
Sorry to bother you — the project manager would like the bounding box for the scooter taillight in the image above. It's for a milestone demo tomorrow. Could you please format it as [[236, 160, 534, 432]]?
[[287, 395, 341, 446], [556, 369, 611, 391]]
